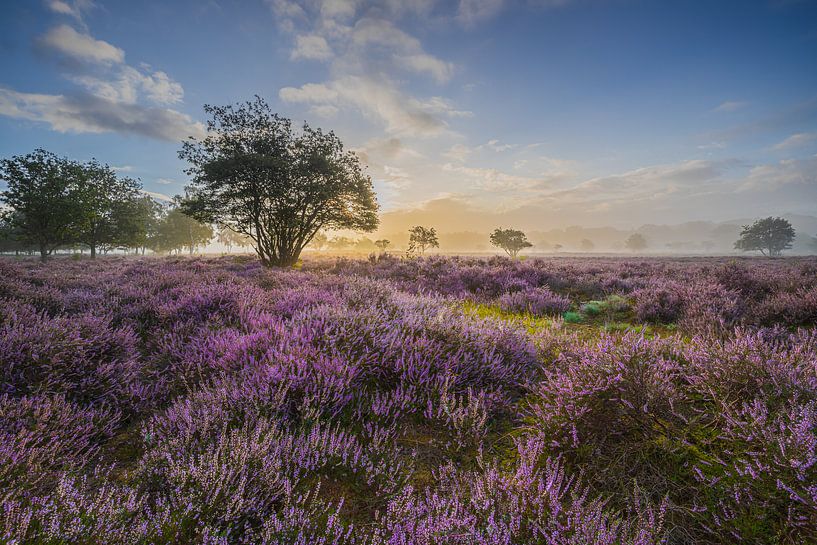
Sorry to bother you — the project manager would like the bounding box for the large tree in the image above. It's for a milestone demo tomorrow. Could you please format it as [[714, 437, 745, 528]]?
[[734, 216, 795, 257], [0, 149, 82, 259], [178, 97, 379, 267], [490, 227, 533, 258], [73, 160, 143, 257]]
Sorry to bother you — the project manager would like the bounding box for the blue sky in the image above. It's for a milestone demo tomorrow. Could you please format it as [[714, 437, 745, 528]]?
[[1, 0, 816, 230]]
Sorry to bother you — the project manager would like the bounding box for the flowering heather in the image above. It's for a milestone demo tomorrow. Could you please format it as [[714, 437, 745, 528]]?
[[0, 255, 815, 544], [498, 287, 571, 317]]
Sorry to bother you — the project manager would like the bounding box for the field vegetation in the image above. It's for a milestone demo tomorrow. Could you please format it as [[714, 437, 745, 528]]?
[[1, 254, 815, 544]]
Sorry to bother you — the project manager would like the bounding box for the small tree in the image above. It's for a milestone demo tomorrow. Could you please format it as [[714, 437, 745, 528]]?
[[625, 233, 647, 252], [217, 226, 250, 253], [179, 97, 378, 267], [328, 236, 355, 251], [355, 237, 377, 252], [309, 231, 328, 251], [407, 226, 439, 255], [153, 208, 213, 255], [375, 239, 390, 252], [734, 217, 795, 257], [0, 149, 83, 259], [489, 228, 532, 258], [580, 238, 594, 251]]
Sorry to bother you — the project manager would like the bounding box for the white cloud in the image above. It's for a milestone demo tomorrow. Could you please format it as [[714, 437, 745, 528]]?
[[45, 0, 94, 23], [309, 104, 340, 117], [540, 159, 731, 213], [420, 96, 473, 118], [486, 138, 513, 152], [351, 18, 420, 50], [272, 0, 468, 147], [442, 162, 547, 192], [456, 0, 504, 26], [135, 68, 184, 104], [394, 53, 454, 83], [382, 165, 412, 189], [266, 0, 306, 19], [320, 0, 358, 20], [280, 76, 467, 136], [143, 190, 173, 202], [111, 165, 133, 172], [697, 141, 727, 150], [772, 132, 817, 151], [68, 66, 184, 105], [713, 100, 748, 113], [0, 88, 204, 141], [443, 143, 472, 162], [156, 178, 175, 185], [291, 34, 334, 61], [40, 24, 124, 64], [5, 17, 193, 142], [355, 137, 423, 164], [741, 156, 816, 190]]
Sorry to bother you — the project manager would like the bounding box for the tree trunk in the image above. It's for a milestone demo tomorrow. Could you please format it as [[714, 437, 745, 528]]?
[[39, 243, 48, 261], [90, 245, 96, 258]]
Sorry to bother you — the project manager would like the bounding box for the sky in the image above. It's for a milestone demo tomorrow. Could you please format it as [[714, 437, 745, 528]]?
[[0, 0, 816, 233]]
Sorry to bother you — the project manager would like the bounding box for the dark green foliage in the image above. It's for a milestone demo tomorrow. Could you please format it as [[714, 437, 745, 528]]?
[[407, 226, 439, 255], [0, 149, 161, 258], [72, 160, 144, 257], [734, 217, 796, 256], [0, 149, 83, 259], [490, 227, 533, 258], [178, 96, 379, 267]]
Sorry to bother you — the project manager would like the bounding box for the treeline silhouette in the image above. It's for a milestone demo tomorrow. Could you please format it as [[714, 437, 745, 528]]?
[[0, 149, 213, 258]]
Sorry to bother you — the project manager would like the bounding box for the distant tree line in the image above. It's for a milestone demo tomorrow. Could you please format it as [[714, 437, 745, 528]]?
[[0, 149, 213, 258]]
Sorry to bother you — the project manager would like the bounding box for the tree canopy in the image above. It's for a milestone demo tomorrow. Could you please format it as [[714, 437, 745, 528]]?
[[72, 160, 143, 257], [0, 149, 83, 258], [734, 217, 795, 257], [407, 226, 439, 255], [178, 97, 379, 267], [0, 149, 160, 258], [152, 208, 213, 254], [489, 228, 533, 258], [625, 233, 647, 252]]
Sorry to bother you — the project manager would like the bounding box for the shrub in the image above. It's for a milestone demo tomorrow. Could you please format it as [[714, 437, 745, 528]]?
[[498, 287, 571, 317]]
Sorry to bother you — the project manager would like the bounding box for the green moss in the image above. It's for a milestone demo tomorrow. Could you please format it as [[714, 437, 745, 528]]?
[[461, 300, 555, 333]]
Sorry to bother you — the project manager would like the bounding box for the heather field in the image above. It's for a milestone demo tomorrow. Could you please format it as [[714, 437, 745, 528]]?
[[1, 255, 816, 545]]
